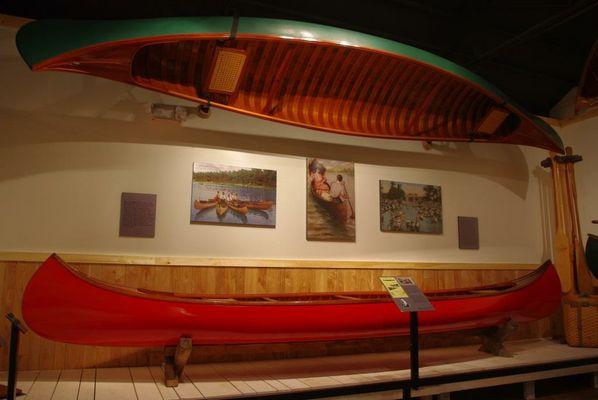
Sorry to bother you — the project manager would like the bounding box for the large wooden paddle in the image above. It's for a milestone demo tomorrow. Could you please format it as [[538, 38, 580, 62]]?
[[563, 147, 597, 294], [550, 155, 574, 294]]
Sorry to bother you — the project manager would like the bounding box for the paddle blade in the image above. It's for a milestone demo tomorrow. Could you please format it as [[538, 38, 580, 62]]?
[[554, 233, 574, 293]]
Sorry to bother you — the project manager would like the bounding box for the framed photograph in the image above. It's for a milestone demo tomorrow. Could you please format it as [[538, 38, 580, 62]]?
[[379, 180, 442, 234], [190, 162, 277, 227], [307, 158, 355, 241]]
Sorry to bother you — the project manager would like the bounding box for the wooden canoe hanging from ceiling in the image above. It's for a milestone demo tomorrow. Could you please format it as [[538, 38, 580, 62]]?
[[16, 17, 564, 153]]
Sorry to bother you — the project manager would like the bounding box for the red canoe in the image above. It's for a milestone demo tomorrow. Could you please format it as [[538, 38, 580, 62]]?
[[22, 254, 561, 347], [193, 199, 218, 210]]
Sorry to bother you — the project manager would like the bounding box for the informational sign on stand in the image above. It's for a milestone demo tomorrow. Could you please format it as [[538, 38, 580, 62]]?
[[379, 277, 434, 312], [380, 276, 434, 399]]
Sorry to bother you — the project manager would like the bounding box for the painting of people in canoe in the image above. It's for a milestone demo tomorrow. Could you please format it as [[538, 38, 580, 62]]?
[[307, 158, 355, 241], [380, 180, 442, 234], [191, 162, 276, 227]]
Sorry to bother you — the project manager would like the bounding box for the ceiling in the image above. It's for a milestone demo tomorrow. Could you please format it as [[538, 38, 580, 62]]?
[[2, 0, 597, 116]]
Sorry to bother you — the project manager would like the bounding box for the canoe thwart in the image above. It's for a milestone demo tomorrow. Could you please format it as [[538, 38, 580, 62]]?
[[163, 336, 193, 387], [478, 318, 518, 357]]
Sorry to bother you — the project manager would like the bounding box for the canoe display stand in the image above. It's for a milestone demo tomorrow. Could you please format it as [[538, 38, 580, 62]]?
[[478, 318, 518, 357], [162, 336, 193, 387]]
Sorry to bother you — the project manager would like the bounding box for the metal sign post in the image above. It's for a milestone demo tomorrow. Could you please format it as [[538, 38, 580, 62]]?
[[410, 311, 419, 388], [380, 277, 434, 399], [6, 313, 27, 400]]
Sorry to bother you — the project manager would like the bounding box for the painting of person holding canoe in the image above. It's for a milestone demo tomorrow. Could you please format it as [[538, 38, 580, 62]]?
[[191, 162, 277, 227], [307, 158, 356, 241]]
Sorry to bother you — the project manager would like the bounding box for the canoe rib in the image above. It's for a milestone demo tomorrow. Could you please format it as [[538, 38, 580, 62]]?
[[21, 254, 562, 347], [16, 17, 564, 153]]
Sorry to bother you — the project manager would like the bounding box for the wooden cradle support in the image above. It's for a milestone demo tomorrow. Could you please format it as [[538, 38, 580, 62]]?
[[478, 318, 519, 357], [163, 336, 193, 387]]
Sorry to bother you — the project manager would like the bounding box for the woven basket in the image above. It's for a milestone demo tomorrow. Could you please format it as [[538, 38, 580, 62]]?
[[562, 293, 598, 347]]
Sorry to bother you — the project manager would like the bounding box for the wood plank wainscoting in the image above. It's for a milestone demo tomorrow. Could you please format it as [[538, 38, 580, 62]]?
[[0, 252, 560, 371]]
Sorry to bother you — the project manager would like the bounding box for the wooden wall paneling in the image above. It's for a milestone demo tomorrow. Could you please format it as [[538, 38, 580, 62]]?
[[15, 262, 42, 371], [456, 268, 483, 288], [198, 266, 219, 294], [0, 262, 10, 346], [0, 262, 15, 367], [0, 252, 539, 270], [437, 270, 457, 290], [340, 269, 354, 292], [422, 269, 438, 291]]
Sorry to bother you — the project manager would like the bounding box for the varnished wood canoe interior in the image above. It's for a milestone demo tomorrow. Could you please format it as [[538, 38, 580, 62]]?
[[29, 32, 563, 152], [131, 38, 529, 145]]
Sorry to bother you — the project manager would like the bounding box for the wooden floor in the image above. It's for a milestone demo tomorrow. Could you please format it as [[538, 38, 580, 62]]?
[[1, 339, 597, 400]]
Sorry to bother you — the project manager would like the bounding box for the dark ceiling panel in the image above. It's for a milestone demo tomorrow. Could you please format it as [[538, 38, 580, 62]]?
[[2, 0, 597, 115]]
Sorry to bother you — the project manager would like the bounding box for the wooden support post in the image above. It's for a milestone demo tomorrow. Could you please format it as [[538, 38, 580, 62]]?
[[523, 381, 535, 400], [478, 319, 518, 357], [438, 393, 451, 400], [163, 336, 192, 387]]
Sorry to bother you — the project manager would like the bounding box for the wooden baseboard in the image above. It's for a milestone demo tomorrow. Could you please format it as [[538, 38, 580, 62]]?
[[0, 251, 539, 270]]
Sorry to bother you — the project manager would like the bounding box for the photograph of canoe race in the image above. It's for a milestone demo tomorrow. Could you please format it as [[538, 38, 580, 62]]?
[[191, 162, 276, 227], [307, 158, 355, 242], [380, 180, 442, 234]]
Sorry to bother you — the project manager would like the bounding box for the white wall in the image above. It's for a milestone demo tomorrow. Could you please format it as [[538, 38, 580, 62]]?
[[0, 24, 555, 263]]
